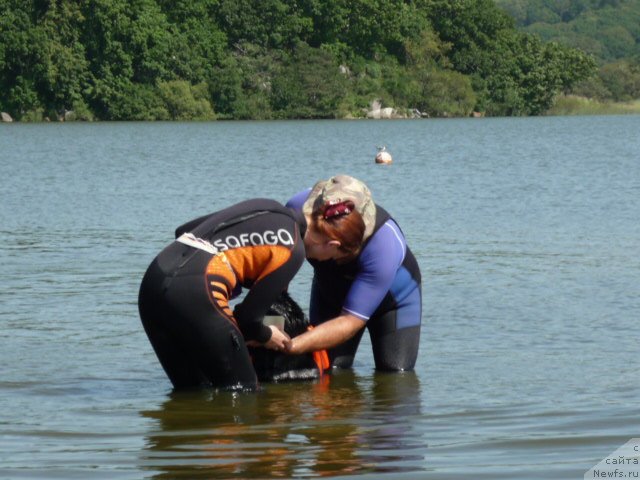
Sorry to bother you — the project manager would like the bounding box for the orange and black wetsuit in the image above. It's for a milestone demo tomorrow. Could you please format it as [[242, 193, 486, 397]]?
[[138, 199, 306, 390]]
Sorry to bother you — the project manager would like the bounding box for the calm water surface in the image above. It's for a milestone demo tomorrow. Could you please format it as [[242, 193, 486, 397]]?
[[1, 116, 639, 479]]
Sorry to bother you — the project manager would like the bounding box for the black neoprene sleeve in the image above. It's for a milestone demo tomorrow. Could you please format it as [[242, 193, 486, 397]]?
[[234, 239, 305, 342]]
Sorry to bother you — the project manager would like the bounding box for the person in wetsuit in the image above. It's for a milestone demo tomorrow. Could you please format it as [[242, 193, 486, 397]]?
[[138, 198, 307, 390], [284, 175, 422, 371]]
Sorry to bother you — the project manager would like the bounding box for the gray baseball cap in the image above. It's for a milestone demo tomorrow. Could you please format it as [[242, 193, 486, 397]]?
[[302, 174, 377, 241]]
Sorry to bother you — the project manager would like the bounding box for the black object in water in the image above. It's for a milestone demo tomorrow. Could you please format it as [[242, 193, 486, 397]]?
[[250, 292, 323, 382]]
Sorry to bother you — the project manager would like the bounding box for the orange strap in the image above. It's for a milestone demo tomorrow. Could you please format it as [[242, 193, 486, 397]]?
[[312, 349, 330, 375], [307, 325, 330, 375]]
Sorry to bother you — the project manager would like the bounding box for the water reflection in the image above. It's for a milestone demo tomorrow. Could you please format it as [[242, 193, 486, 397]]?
[[140, 371, 426, 478]]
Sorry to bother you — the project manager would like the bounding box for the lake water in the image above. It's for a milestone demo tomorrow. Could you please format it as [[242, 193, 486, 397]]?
[[1, 116, 639, 479]]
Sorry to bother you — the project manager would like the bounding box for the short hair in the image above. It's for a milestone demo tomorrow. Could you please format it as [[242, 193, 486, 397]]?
[[311, 201, 365, 260]]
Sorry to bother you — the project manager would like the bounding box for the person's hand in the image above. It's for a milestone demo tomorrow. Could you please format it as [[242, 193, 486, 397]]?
[[264, 325, 290, 352], [282, 336, 295, 354]]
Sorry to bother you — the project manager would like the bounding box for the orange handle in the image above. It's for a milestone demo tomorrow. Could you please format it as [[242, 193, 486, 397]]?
[[307, 325, 330, 375]]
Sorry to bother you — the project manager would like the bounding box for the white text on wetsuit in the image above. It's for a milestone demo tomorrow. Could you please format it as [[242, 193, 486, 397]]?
[[212, 229, 294, 252]]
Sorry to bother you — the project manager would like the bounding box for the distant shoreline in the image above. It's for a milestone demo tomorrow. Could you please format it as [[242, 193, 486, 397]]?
[[545, 96, 640, 116], [3, 96, 640, 123]]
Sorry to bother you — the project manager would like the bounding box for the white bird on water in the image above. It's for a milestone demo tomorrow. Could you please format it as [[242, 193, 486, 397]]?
[[375, 145, 393, 164]]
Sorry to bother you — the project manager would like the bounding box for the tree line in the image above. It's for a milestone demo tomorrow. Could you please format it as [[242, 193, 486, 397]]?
[[495, 0, 640, 103], [0, 0, 597, 121]]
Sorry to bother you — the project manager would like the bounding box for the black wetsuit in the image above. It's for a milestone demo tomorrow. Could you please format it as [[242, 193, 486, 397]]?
[[138, 199, 305, 390]]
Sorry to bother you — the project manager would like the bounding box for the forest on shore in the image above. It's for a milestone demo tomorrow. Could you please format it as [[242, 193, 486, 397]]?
[[1, 0, 630, 121], [496, 0, 640, 111]]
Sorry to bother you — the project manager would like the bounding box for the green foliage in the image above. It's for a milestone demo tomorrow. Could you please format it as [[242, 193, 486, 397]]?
[[20, 107, 45, 122], [0, 1, 46, 117], [157, 80, 215, 120], [305, 0, 431, 60], [598, 59, 640, 101], [547, 94, 640, 115], [156, 0, 229, 82], [67, 99, 95, 121], [270, 42, 347, 118], [404, 29, 453, 70], [425, 0, 595, 115], [80, 0, 179, 118], [391, 30, 476, 116], [570, 75, 612, 100], [28, 2, 89, 116], [0, 0, 603, 120], [495, 0, 640, 62], [494, 0, 626, 26], [413, 69, 477, 117], [496, 0, 640, 109], [90, 82, 160, 120], [215, 0, 313, 50]]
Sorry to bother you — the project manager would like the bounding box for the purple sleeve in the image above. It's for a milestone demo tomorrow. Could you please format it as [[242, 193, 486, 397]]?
[[285, 189, 312, 212], [342, 220, 406, 320]]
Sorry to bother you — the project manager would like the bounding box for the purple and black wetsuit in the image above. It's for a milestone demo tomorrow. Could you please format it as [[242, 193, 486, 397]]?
[[287, 190, 422, 371]]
